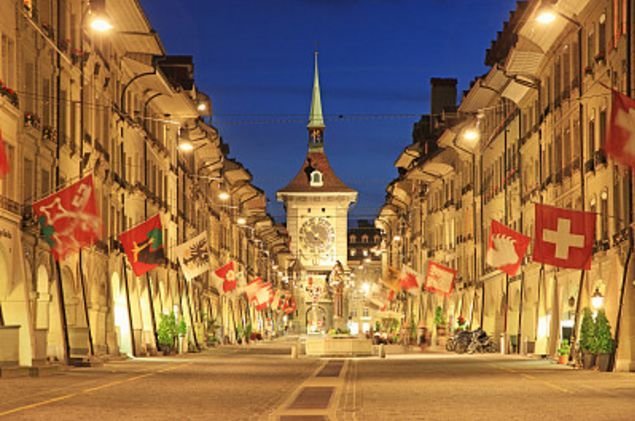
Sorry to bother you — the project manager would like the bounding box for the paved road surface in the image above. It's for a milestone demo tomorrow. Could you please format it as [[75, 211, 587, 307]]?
[[1, 344, 635, 420]]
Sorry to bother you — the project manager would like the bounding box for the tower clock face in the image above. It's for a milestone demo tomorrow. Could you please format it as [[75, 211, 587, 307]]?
[[299, 217, 335, 255]]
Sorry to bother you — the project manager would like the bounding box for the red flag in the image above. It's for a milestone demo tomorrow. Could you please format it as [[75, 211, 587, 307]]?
[[399, 265, 421, 295], [245, 277, 273, 310], [32, 174, 100, 261], [119, 214, 165, 276], [533, 204, 595, 270], [424, 262, 456, 295], [486, 220, 531, 276], [0, 130, 9, 177], [283, 296, 297, 315], [606, 90, 635, 167], [214, 261, 237, 293]]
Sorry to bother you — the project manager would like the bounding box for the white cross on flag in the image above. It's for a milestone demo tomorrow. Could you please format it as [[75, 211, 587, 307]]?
[[606, 90, 635, 168], [424, 261, 456, 295], [533, 204, 595, 270]]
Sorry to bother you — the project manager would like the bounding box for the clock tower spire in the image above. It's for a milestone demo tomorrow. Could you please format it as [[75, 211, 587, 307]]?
[[308, 51, 325, 151]]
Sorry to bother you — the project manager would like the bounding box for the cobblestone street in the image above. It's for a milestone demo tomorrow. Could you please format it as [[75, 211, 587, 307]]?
[[2, 344, 635, 420]]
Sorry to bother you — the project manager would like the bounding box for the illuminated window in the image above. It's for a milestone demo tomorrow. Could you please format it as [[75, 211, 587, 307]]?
[[310, 170, 323, 187]]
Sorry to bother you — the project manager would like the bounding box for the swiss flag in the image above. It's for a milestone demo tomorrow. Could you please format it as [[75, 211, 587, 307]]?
[[486, 220, 530, 276], [399, 265, 422, 295], [214, 261, 238, 293], [606, 90, 635, 167], [533, 204, 595, 270], [424, 262, 456, 295]]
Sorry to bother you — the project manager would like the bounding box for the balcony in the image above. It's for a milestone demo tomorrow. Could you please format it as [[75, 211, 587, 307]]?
[[0, 195, 21, 215], [594, 150, 607, 167]]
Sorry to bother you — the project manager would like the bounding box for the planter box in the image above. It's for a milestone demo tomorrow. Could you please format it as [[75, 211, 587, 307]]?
[[582, 352, 596, 369], [0, 326, 20, 365], [597, 353, 612, 372]]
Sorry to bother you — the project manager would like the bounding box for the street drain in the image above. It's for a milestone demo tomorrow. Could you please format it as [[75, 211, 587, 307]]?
[[316, 360, 344, 377], [288, 387, 334, 410]]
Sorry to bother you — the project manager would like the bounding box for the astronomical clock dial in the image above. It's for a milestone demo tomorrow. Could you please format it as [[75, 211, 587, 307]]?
[[299, 217, 335, 256]]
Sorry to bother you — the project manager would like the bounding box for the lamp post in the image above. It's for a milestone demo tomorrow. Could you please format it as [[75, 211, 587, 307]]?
[[591, 288, 605, 312]]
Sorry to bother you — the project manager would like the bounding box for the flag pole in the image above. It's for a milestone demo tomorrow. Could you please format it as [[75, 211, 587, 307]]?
[[612, 3, 634, 371], [184, 278, 200, 349], [146, 273, 159, 352], [122, 257, 137, 357]]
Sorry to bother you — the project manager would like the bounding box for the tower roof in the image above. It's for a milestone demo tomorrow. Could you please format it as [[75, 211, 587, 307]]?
[[277, 152, 356, 194], [278, 53, 356, 197], [307, 51, 325, 129]]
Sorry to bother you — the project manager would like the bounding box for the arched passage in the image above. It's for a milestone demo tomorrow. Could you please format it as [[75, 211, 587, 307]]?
[[111, 272, 132, 356]]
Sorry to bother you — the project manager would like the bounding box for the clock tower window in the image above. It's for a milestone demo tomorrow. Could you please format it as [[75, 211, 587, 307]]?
[[310, 170, 323, 187]]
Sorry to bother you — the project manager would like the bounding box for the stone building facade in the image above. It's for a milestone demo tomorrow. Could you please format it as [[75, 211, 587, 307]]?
[[0, 0, 290, 367], [378, 0, 635, 370]]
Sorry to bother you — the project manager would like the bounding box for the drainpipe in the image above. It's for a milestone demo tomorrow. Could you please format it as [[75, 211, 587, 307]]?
[[54, 0, 70, 365], [78, 6, 95, 357], [142, 92, 163, 352], [612, 0, 633, 371]]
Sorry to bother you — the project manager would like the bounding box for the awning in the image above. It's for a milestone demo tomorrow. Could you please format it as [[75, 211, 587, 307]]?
[[394, 143, 422, 170]]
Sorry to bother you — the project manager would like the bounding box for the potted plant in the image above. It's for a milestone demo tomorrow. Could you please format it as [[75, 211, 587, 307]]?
[[158, 312, 177, 355], [235, 325, 244, 345], [557, 339, 571, 364], [177, 318, 188, 354], [434, 306, 446, 337], [593, 310, 615, 372], [244, 323, 253, 345], [579, 308, 596, 369]]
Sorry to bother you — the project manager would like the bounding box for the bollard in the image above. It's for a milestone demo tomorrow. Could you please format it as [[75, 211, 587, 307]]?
[[500, 333, 506, 355], [379, 343, 386, 359], [290, 344, 298, 359]]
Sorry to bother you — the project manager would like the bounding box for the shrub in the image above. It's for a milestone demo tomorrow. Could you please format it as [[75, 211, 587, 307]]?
[[558, 339, 571, 356], [158, 312, 177, 350], [579, 307, 595, 353], [593, 310, 615, 354], [434, 306, 445, 326]]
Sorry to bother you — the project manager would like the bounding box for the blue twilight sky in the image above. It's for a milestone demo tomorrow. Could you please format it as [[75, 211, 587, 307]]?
[[140, 0, 517, 222]]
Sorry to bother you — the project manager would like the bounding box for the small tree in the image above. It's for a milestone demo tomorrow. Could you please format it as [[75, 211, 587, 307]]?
[[579, 308, 596, 353], [593, 309, 615, 354], [434, 306, 445, 326], [158, 312, 178, 351], [177, 318, 188, 337]]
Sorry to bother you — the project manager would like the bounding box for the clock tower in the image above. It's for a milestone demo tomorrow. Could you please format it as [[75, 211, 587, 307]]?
[[277, 52, 357, 334]]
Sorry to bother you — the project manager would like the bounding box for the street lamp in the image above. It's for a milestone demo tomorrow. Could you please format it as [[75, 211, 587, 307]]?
[[591, 288, 605, 311], [535, 9, 557, 25], [89, 14, 113, 32], [236, 216, 247, 225], [178, 141, 194, 152], [218, 190, 230, 201]]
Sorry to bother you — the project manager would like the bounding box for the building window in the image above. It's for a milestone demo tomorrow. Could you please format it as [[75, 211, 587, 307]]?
[[362, 235, 369, 243], [601, 188, 609, 242], [350, 234, 356, 243], [350, 249, 356, 257], [599, 109, 607, 149], [310, 170, 323, 187]]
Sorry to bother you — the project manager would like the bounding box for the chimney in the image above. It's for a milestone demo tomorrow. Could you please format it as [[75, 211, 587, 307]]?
[[430, 78, 457, 116]]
